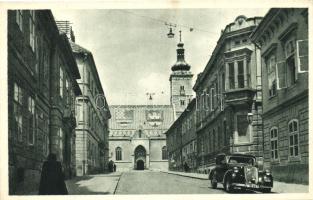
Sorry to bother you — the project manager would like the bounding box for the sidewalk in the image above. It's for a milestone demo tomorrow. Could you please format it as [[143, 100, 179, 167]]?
[[66, 172, 122, 195], [161, 170, 309, 193], [162, 170, 208, 180]]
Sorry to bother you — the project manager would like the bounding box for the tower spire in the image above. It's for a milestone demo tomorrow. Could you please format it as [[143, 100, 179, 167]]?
[[179, 30, 182, 42], [171, 30, 190, 71]]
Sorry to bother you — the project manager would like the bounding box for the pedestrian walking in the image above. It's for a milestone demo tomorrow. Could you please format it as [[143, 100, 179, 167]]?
[[108, 160, 114, 172], [113, 163, 116, 172], [38, 153, 68, 195]]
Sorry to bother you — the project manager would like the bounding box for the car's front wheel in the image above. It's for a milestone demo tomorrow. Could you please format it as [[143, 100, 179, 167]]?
[[210, 175, 217, 189], [262, 188, 272, 193], [223, 177, 233, 193]]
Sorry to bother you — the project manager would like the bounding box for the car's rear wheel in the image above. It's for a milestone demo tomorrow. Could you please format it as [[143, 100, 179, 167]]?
[[224, 177, 233, 193]]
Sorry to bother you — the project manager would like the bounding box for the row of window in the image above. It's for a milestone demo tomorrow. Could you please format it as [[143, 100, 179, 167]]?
[[270, 119, 300, 160], [88, 140, 99, 165], [196, 84, 224, 118], [12, 82, 49, 155], [86, 70, 99, 98], [114, 146, 168, 161], [266, 39, 308, 98], [180, 97, 192, 107], [182, 141, 197, 155], [180, 85, 185, 95], [199, 121, 228, 155], [15, 10, 51, 100], [15, 10, 36, 51], [228, 59, 251, 89], [59, 66, 76, 110], [182, 114, 195, 135], [13, 83, 35, 145], [76, 102, 103, 134]]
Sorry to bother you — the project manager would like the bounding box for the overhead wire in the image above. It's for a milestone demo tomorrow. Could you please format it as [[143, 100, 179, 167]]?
[[117, 10, 217, 35]]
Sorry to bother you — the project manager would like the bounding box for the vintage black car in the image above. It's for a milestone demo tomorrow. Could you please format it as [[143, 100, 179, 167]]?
[[208, 153, 273, 193]]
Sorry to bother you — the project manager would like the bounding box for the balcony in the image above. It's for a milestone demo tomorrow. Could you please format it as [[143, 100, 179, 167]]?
[[224, 88, 256, 107]]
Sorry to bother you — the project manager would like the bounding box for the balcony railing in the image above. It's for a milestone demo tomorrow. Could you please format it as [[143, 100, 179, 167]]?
[[224, 88, 256, 106]]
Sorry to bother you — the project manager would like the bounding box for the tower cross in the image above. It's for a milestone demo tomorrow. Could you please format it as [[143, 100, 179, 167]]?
[[179, 30, 182, 42]]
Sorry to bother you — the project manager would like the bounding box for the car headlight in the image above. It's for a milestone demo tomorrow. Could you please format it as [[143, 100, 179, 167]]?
[[265, 169, 271, 176], [233, 167, 239, 173]]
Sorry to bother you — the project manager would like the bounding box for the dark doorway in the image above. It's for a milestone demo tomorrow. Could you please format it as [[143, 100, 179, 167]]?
[[136, 160, 144, 170], [134, 145, 146, 170]]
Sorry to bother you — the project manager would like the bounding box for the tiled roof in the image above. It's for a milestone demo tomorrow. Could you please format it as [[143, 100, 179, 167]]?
[[109, 105, 175, 137]]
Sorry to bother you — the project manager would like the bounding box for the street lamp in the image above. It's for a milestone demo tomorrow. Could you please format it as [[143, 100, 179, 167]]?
[[165, 22, 176, 38], [167, 27, 175, 38]]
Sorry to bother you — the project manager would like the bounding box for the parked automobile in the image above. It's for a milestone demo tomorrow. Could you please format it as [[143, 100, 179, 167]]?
[[208, 153, 273, 193]]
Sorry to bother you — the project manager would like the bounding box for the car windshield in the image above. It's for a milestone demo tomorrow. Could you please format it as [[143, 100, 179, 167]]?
[[228, 156, 255, 165]]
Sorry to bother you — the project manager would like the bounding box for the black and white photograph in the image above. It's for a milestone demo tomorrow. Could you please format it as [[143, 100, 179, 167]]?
[[0, 0, 312, 198]]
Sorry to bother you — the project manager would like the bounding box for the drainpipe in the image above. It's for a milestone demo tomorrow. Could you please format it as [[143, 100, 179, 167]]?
[[254, 43, 263, 158]]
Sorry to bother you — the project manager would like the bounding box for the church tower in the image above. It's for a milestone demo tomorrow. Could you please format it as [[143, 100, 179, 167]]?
[[169, 31, 193, 119]]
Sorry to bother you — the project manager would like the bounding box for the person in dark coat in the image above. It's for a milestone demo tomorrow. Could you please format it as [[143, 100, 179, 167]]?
[[108, 160, 114, 172], [38, 153, 68, 195], [113, 163, 116, 172]]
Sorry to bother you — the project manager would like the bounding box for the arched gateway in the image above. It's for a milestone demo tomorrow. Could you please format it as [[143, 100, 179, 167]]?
[[134, 145, 146, 170]]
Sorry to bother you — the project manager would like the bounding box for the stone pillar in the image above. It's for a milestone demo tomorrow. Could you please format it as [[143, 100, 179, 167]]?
[[131, 154, 135, 169], [234, 61, 238, 88], [146, 154, 150, 169], [225, 63, 229, 90], [50, 108, 63, 161], [243, 58, 247, 87]]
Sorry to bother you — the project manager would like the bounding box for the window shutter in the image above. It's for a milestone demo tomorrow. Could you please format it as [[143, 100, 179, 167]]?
[[297, 40, 308, 73], [276, 61, 287, 89]]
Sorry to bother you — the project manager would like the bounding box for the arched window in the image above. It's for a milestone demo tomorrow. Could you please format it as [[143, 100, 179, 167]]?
[[270, 127, 279, 160], [115, 147, 122, 161], [139, 130, 142, 138], [288, 119, 299, 157], [162, 146, 167, 160]]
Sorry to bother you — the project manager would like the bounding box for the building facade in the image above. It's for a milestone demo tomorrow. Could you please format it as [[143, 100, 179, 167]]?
[[50, 33, 82, 179], [193, 15, 263, 173], [250, 8, 308, 184], [109, 105, 174, 171], [166, 98, 197, 172], [170, 37, 194, 119], [8, 10, 81, 194], [70, 42, 111, 176]]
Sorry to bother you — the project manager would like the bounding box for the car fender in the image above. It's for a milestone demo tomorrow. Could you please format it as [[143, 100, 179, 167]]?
[[222, 169, 233, 183], [208, 168, 216, 180]]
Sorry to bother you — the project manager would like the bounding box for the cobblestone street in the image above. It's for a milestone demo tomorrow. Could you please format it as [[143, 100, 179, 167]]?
[[66, 172, 121, 194]]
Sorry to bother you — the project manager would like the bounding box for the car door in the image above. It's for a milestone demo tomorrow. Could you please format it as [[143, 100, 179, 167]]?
[[219, 156, 229, 181]]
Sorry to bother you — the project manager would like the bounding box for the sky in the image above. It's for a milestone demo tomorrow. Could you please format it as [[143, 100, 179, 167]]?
[[52, 8, 269, 105]]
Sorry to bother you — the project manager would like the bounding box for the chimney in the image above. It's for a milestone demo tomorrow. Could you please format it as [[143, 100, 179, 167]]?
[[55, 20, 76, 42], [70, 28, 75, 43]]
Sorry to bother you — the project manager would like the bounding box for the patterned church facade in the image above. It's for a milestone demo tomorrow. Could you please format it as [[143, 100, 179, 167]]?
[[109, 105, 174, 171]]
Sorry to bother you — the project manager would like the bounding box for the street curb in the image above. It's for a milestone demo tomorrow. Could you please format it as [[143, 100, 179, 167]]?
[[161, 171, 208, 180], [113, 172, 123, 194]]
